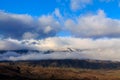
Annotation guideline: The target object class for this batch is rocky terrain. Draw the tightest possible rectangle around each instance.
[1,59,120,80]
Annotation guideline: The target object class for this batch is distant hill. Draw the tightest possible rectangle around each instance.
[1,59,120,69]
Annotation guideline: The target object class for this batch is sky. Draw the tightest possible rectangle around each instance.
[1,0,120,61]
[0,0,120,39]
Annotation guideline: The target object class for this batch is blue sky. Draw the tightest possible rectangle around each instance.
[0,0,120,39]
[0,0,120,18]
[0,0,63,16]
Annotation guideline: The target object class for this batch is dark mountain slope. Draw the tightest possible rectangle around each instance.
[2,59,120,69]
[1,60,120,80]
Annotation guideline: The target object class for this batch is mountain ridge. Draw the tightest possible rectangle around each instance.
[1,59,120,69]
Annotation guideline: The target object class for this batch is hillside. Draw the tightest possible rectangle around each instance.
[2,59,120,69]
[1,60,120,80]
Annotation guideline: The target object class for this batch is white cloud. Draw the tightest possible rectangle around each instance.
[5,49,120,61]
[22,32,39,39]
[0,37,120,61]
[65,10,120,38]
[70,0,92,11]
[0,11,61,39]
[70,0,115,11]
[38,15,61,35]
[0,38,27,50]
[0,37,120,51]
[1,9,120,39]
[54,8,62,19]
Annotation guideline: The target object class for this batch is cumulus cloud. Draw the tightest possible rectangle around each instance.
[38,15,61,37]
[22,32,39,39]
[70,0,92,11]
[65,10,120,38]
[1,9,120,39]
[0,37,120,61]
[0,11,61,39]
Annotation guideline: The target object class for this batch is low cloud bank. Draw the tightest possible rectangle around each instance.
[0,37,120,61]
[1,48,120,61]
